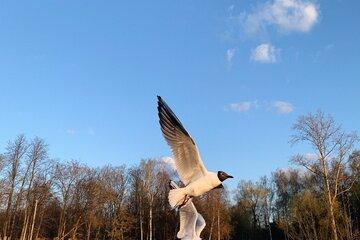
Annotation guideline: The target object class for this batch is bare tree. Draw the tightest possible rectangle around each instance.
[53,160,87,239]
[285,190,326,240]
[1,131,358,240]
[260,176,274,240]
[235,180,265,230]
[140,159,161,240]
[2,135,28,239]
[0,154,4,172]
[100,165,129,239]
[290,110,359,240]
[0,154,6,212]
[19,137,48,240]
[32,163,54,240]
[128,166,145,240]
[202,189,231,240]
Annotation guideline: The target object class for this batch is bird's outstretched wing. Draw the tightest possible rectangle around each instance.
[158,96,207,185]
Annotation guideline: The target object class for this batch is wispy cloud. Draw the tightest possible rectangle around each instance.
[311,43,335,63]
[324,43,335,51]
[66,129,76,135]
[228,100,294,114]
[270,101,294,114]
[226,48,237,67]
[65,128,96,136]
[244,0,319,34]
[229,101,258,113]
[251,43,280,63]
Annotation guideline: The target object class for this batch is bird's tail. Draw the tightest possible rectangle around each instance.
[168,187,187,209]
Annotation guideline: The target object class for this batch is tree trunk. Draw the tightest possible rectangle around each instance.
[29,200,38,240]
[208,214,215,240]
[217,208,220,240]
[86,222,91,240]
[265,198,273,240]
[328,199,338,240]
[20,212,29,240]
[140,196,144,240]
[149,198,153,240]
[3,181,16,238]
[322,156,338,240]
[57,203,67,239]
[35,207,45,240]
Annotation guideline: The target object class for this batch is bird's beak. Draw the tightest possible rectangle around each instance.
[227,175,234,179]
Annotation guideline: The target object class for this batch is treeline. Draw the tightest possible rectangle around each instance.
[0,111,359,240]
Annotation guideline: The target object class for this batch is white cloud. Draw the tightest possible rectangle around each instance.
[270,101,294,114]
[245,0,319,34]
[223,1,319,65]
[162,156,176,170]
[226,48,236,67]
[251,43,279,63]
[66,129,76,135]
[229,101,258,112]
[228,100,295,114]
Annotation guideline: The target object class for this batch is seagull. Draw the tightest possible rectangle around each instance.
[157,96,233,209]
[170,181,206,240]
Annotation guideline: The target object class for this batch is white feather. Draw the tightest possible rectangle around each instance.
[158,96,208,185]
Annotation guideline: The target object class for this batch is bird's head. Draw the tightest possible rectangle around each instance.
[217,171,233,182]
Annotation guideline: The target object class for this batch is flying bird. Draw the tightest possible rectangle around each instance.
[157,96,233,209]
[170,181,205,240]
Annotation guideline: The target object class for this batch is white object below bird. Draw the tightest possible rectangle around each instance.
[157,96,233,209]
[170,181,206,240]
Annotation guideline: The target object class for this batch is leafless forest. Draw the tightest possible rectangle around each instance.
[0,111,359,240]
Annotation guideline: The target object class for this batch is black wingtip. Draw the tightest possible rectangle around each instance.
[156,96,195,145]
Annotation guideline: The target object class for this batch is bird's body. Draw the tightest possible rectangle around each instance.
[168,172,222,208]
[157,95,233,209]
[186,172,221,197]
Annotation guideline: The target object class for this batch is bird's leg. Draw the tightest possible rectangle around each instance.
[178,195,192,209]
[172,195,188,210]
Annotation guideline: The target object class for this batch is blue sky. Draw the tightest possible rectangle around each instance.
[0,1,359,189]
